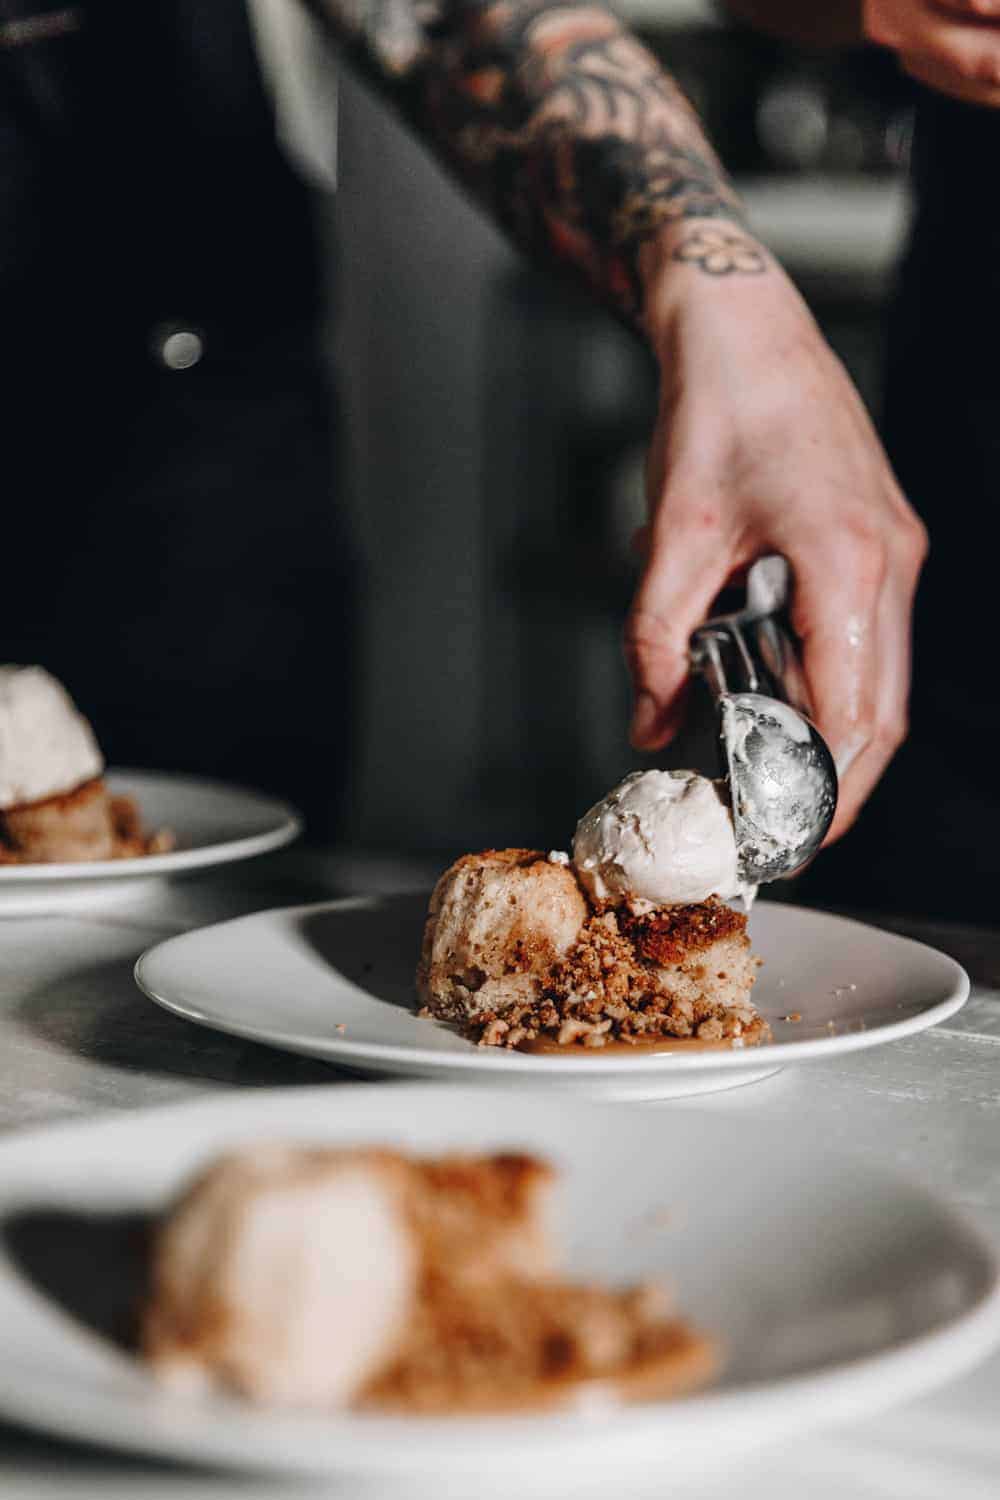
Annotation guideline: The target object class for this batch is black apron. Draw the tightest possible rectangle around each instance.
[1,0,356,839]
[802,89,1000,920]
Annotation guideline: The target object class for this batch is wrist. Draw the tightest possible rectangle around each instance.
[638,220,816,363]
[637,219,768,334]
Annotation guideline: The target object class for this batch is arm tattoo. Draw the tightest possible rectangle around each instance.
[672,228,768,276]
[311,0,762,323]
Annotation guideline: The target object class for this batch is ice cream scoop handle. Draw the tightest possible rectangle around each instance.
[689,557,812,716]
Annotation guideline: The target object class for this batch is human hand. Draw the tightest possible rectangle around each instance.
[865,0,1000,106]
[625,223,927,843]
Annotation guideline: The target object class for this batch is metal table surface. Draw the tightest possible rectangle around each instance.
[1,851,999,1499]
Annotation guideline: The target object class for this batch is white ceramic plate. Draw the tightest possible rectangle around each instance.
[0,1086,996,1482]
[135,894,969,1102]
[0,770,301,912]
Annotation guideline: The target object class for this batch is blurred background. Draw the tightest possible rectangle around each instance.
[5,0,925,910]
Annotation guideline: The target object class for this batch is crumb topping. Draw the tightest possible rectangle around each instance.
[421,900,766,1050]
[622,899,745,965]
[363,1275,712,1413]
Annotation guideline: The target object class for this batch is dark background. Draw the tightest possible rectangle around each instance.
[9,0,972,921]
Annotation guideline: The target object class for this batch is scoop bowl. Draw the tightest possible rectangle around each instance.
[721,691,837,885]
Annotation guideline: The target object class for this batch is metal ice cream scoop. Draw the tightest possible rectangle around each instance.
[689,557,838,886]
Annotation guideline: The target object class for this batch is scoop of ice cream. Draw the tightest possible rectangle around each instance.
[417,849,588,1020]
[0,666,104,810]
[144,1147,419,1407]
[572,770,740,907]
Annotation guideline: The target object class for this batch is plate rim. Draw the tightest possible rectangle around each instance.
[134,896,971,1077]
[0,768,302,884]
[0,1084,996,1475]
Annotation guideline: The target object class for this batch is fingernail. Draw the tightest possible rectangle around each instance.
[630,692,659,747]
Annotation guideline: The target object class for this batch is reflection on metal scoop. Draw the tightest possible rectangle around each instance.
[720,692,837,884]
[690,558,838,887]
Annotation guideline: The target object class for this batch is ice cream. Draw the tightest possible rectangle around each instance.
[144,1147,420,1407]
[572,770,741,908]
[0,665,103,810]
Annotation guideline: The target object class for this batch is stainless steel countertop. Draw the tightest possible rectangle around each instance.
[1,851,999,1498]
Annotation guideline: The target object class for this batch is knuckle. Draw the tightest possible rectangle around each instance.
[838,521,889,591]
[901,513,930,568]
[840,507,881,546]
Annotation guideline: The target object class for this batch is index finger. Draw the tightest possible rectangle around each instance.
[624,511,736,750]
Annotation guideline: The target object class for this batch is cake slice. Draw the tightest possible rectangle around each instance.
[418,848,767,1051]
[417,848,587,1022]
[1,778,116,862]
[143,1144,714,1413]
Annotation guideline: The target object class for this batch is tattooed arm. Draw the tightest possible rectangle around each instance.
[309,0,757,325]
[309,0,927,841]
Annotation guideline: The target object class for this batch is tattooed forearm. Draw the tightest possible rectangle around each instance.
[310,0,760,322]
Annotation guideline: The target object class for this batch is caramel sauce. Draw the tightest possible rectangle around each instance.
[586,1328,717,1405]
[363,1327,717,1414]
[517,1034,739,1057]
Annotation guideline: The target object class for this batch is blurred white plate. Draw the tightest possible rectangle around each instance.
[0,771,301,913]
[135,895,968,1102]
[0,1086,995,1481]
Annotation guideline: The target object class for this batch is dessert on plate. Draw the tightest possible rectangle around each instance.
[416,847,589,1025]
[143,1143,714,1412]
[0,665,172,864]
[418,769,768,1052]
